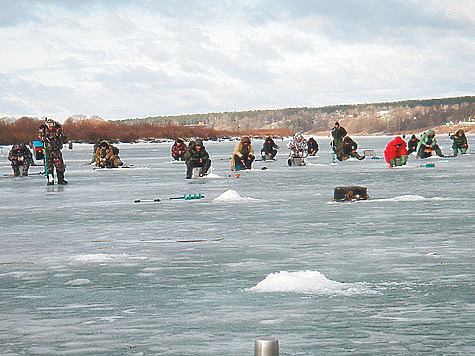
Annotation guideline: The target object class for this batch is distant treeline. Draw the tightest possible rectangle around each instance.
[121,96,475,133]
[0,117,293,145]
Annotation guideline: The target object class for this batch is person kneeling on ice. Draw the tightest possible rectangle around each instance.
[307,137,319,156]
[384,136,408,168]
[95,141,122,168]
[231,136,255,171]
[261,136,279,160]
[287,133,308,166]
[184,139,211,178]
[407,134,419,155]
[171,139,187,161]
[8,142,33,176]
[416,130,444,159]
[38,117,68,185]
[450,129,468,156]
[341,136,365,160]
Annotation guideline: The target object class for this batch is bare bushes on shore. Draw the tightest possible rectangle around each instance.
[0,117,293,145]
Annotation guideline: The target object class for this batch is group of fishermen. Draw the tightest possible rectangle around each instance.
[5,118,471,181]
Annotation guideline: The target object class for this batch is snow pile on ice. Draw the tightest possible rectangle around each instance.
[65,278,91,286]
[213,189,257,202]
[249,270,375,296]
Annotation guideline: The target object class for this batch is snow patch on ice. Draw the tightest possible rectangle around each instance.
[203,173,222,179]
[376,195,448,202]
[213,189,257,202]
[248,270,376,296]
[73,253,134,263]
[65,278,91,286]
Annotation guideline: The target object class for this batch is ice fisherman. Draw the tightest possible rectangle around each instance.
[307,137,319,156]
[450,129,468,156]
[8,142,33,176]
[416,130,444,159]
[184,139,211,178]
[171,139,187,161]
[384,136,408,168]
[287,133,308,165]
[38,118,68,185]
[95,140,123,168]
[261,136,279,160]
[341,136,365,160]
[407,134,419,155]
[331,121,347,161]
[231,136,255,171]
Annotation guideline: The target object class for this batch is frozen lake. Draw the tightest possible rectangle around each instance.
[0,136,473,355]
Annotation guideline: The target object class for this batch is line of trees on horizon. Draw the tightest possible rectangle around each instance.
[0,117,293,145]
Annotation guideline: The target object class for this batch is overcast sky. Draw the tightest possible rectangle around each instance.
[1,0,474,121]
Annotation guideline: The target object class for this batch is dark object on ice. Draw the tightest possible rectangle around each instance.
[32,141,44,160]
[287,157,306,166]
[333,186,369,201]
[134,198,160,203]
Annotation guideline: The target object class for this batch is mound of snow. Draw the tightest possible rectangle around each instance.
[213,190,256,202]
[249,270,375,296]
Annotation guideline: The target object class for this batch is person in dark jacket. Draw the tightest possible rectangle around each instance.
[8,142,33,176]
[261,136,279,160]
[407,134,419,154]
[307,137,319,156]
[184,139,211,178]
[384,136,408,168]
[450,129,468,156]
[341,136,365,160]
[171,139,187,161]
[331,121,347,160]
[38,117,68,185]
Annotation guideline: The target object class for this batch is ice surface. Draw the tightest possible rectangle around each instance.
[0,136,473,355]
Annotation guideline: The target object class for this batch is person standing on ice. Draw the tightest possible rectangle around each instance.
[384,136,408,168]
[331,121,347,161]
[184,139,211,178]
[341,136,365,160]
[231,136,255,171]
[407,134,419,154]
[416,130,444,159]
[8,142,33,176]
[38,118,68,185]
[450,129,468,156]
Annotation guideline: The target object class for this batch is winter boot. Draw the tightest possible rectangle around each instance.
[57,171,68,185]
[47,172,55,185]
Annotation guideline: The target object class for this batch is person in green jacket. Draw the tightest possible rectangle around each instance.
[416,130,444,159]
[449,129,468,156]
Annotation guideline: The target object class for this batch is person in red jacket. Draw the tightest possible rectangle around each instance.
[171,139,188,161]
[384,136,408,168]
